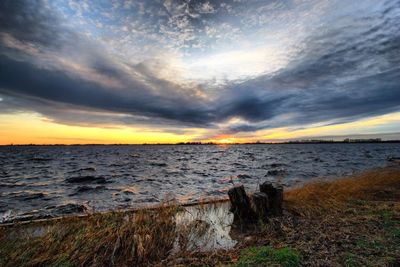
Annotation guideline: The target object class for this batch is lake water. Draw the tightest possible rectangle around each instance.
[1,143,399,223]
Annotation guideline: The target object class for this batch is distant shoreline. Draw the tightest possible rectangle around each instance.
[1,140,400,146]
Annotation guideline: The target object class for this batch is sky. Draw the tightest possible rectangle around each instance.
[0,0,399,144]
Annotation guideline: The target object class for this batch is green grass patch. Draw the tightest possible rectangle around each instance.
[344,253,361,267]
[355,237,384,250]
[379,211,400,241]
[234,246,301,267]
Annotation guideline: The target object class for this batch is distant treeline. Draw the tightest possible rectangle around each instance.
[177,139,400,145]
[2,139,400,146]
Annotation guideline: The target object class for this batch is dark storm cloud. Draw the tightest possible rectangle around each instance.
[0,0,400,134]
[0,54,215,125]
[0,0,76,49]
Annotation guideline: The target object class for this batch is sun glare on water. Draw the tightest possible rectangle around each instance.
[214,137,236,145]
[218,139,234,144]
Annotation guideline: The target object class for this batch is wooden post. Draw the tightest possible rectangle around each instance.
[228,185,257,224]
[260,182,283,216]
[251,192,269,222]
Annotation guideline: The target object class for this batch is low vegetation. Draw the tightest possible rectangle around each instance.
[0,204,178,266]
[284,166,400,215]
[232,246,301,267]
[1,166,399,266]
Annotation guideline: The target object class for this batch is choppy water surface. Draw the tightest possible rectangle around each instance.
[1,144,399,223]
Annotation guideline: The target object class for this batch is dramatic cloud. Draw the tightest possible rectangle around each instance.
[0,0,399,138]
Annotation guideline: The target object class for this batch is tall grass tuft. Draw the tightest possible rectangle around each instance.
[0,203,178,266]
[284,167,400,216]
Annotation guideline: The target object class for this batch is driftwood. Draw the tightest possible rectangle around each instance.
[260,182,283,216]
[228,182,283,224]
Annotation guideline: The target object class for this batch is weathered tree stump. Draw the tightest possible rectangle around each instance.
[251,192,269,222]
[228,185,257,224]
[228,182,283,226]
[260,182,283,216]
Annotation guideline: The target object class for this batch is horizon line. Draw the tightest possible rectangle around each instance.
[2,139,400,146]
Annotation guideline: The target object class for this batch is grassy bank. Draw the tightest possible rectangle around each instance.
[1,166,399,266]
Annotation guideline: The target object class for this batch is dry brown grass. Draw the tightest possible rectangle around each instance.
[0,203,178,267]
[284,166,400,216]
